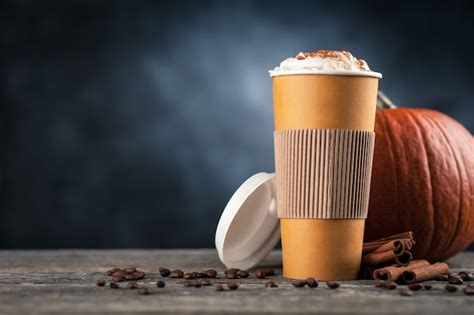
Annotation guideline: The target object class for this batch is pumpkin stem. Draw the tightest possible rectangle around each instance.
[377,91,397,110]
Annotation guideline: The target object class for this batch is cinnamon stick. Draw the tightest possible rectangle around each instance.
[402,262,449,284]
[363,249,398,266]
[363,238,415,255]
[375,231,414,242]
[373,259,430,282]
[394,250,413,266]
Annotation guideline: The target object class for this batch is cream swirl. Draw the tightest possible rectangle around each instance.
[269,50,382,78]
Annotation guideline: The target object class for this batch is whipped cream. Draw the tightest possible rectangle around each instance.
[269,50,382,78]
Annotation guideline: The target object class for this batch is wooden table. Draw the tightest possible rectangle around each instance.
[0,250,473,314]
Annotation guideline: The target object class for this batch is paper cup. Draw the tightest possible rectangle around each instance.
[272,74,379,280]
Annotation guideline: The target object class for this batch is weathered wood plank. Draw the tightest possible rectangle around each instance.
[0,250,473,314]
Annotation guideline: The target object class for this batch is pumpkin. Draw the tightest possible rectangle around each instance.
[365,92,474,262]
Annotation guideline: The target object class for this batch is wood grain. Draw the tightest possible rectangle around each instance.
[0,250,473,314]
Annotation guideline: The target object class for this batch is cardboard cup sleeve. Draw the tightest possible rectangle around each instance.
[274,129,375,219]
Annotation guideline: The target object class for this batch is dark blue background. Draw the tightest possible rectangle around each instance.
[2,0,473,249]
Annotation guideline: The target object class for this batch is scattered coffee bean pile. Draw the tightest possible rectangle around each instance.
[95,265,474,297]
[375,270,474,297]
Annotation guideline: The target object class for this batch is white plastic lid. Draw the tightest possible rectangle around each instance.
[215,172,280,270]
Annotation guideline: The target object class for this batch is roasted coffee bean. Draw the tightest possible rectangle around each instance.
[408,284,422,291]
[184,272,195,280]
[423,284,432,290]
[156,281,165,288]
[134,271,145,280]
[124,274,137,281]
[159,267,171,277]
[445,284,458,292]
[201,279,212,286]
[184,280,201,288]
[399,288,414,296]
[96,279,106,287]
[226,268,240,273]
[237,270,249,278]
[464,287,474,295]
[138,287,150,295]
[170,270,184,278]
[292,280,306,288]
[193,280,202,288]
[448,276,463,285]
[107,268,122,276]
[197,272,209,278]
[435,275,449,281]
[127,281,138,289]
[255,270,266,279]
[265,281,278,288]
[112,276,124,282]
[469,284,474,288]
[460,272,474,281]
[123,267,136,274]
[374,280,387,288]
[306,278,318,288]
[109,282,120,289]
[205,269,217,278]
[215,284,225,292]
[111,269,124,276]
[326,282,340,289]
[225,272,238,279]
[227,281,239,290]
[385,282,397,290]
[447,272,457,277]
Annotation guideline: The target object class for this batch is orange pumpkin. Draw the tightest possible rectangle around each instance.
[365,93,474,262]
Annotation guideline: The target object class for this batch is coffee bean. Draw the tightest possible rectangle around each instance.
[459,271,469,277]
[159,267,171,277]
[227,281,239,290]
[306,278,318,288]
[184,272,195,280]
[469,284,474,288]
[423,284,432,290]
[448,272,457,277]
[374,280,387,288]
[265,281,278,288]
[193,280,202,288]
[138,287,150,295]
[134,271,145,280]
[123,267,136,274]
[399,288,414,296]
[156,281,165,288]
[96,279,106,287]
[255,270,266,279]
[201,279,212,286]
[124,274,136,281]
[292,280,306,288]
[448,276,463,285]
[170,270,184,278]
[435,275,449,281]
[215,284,225,292]
[226,268,240,273]
[255,268,274,279]
[385,282,397,290]
[127,281,138,289]
[445,284,458,292]
[225,272,237,279]
[237,270,249,278]
[326,282,340,289]
[408,284,422,291]
[464,287,474,295]
[205,269,217,278]
[111,270,124,277]
[197,272,209,278]
[109,282,120,289]
[106,268,122,276]
[112,276,124,282]
[460,272,474,281]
